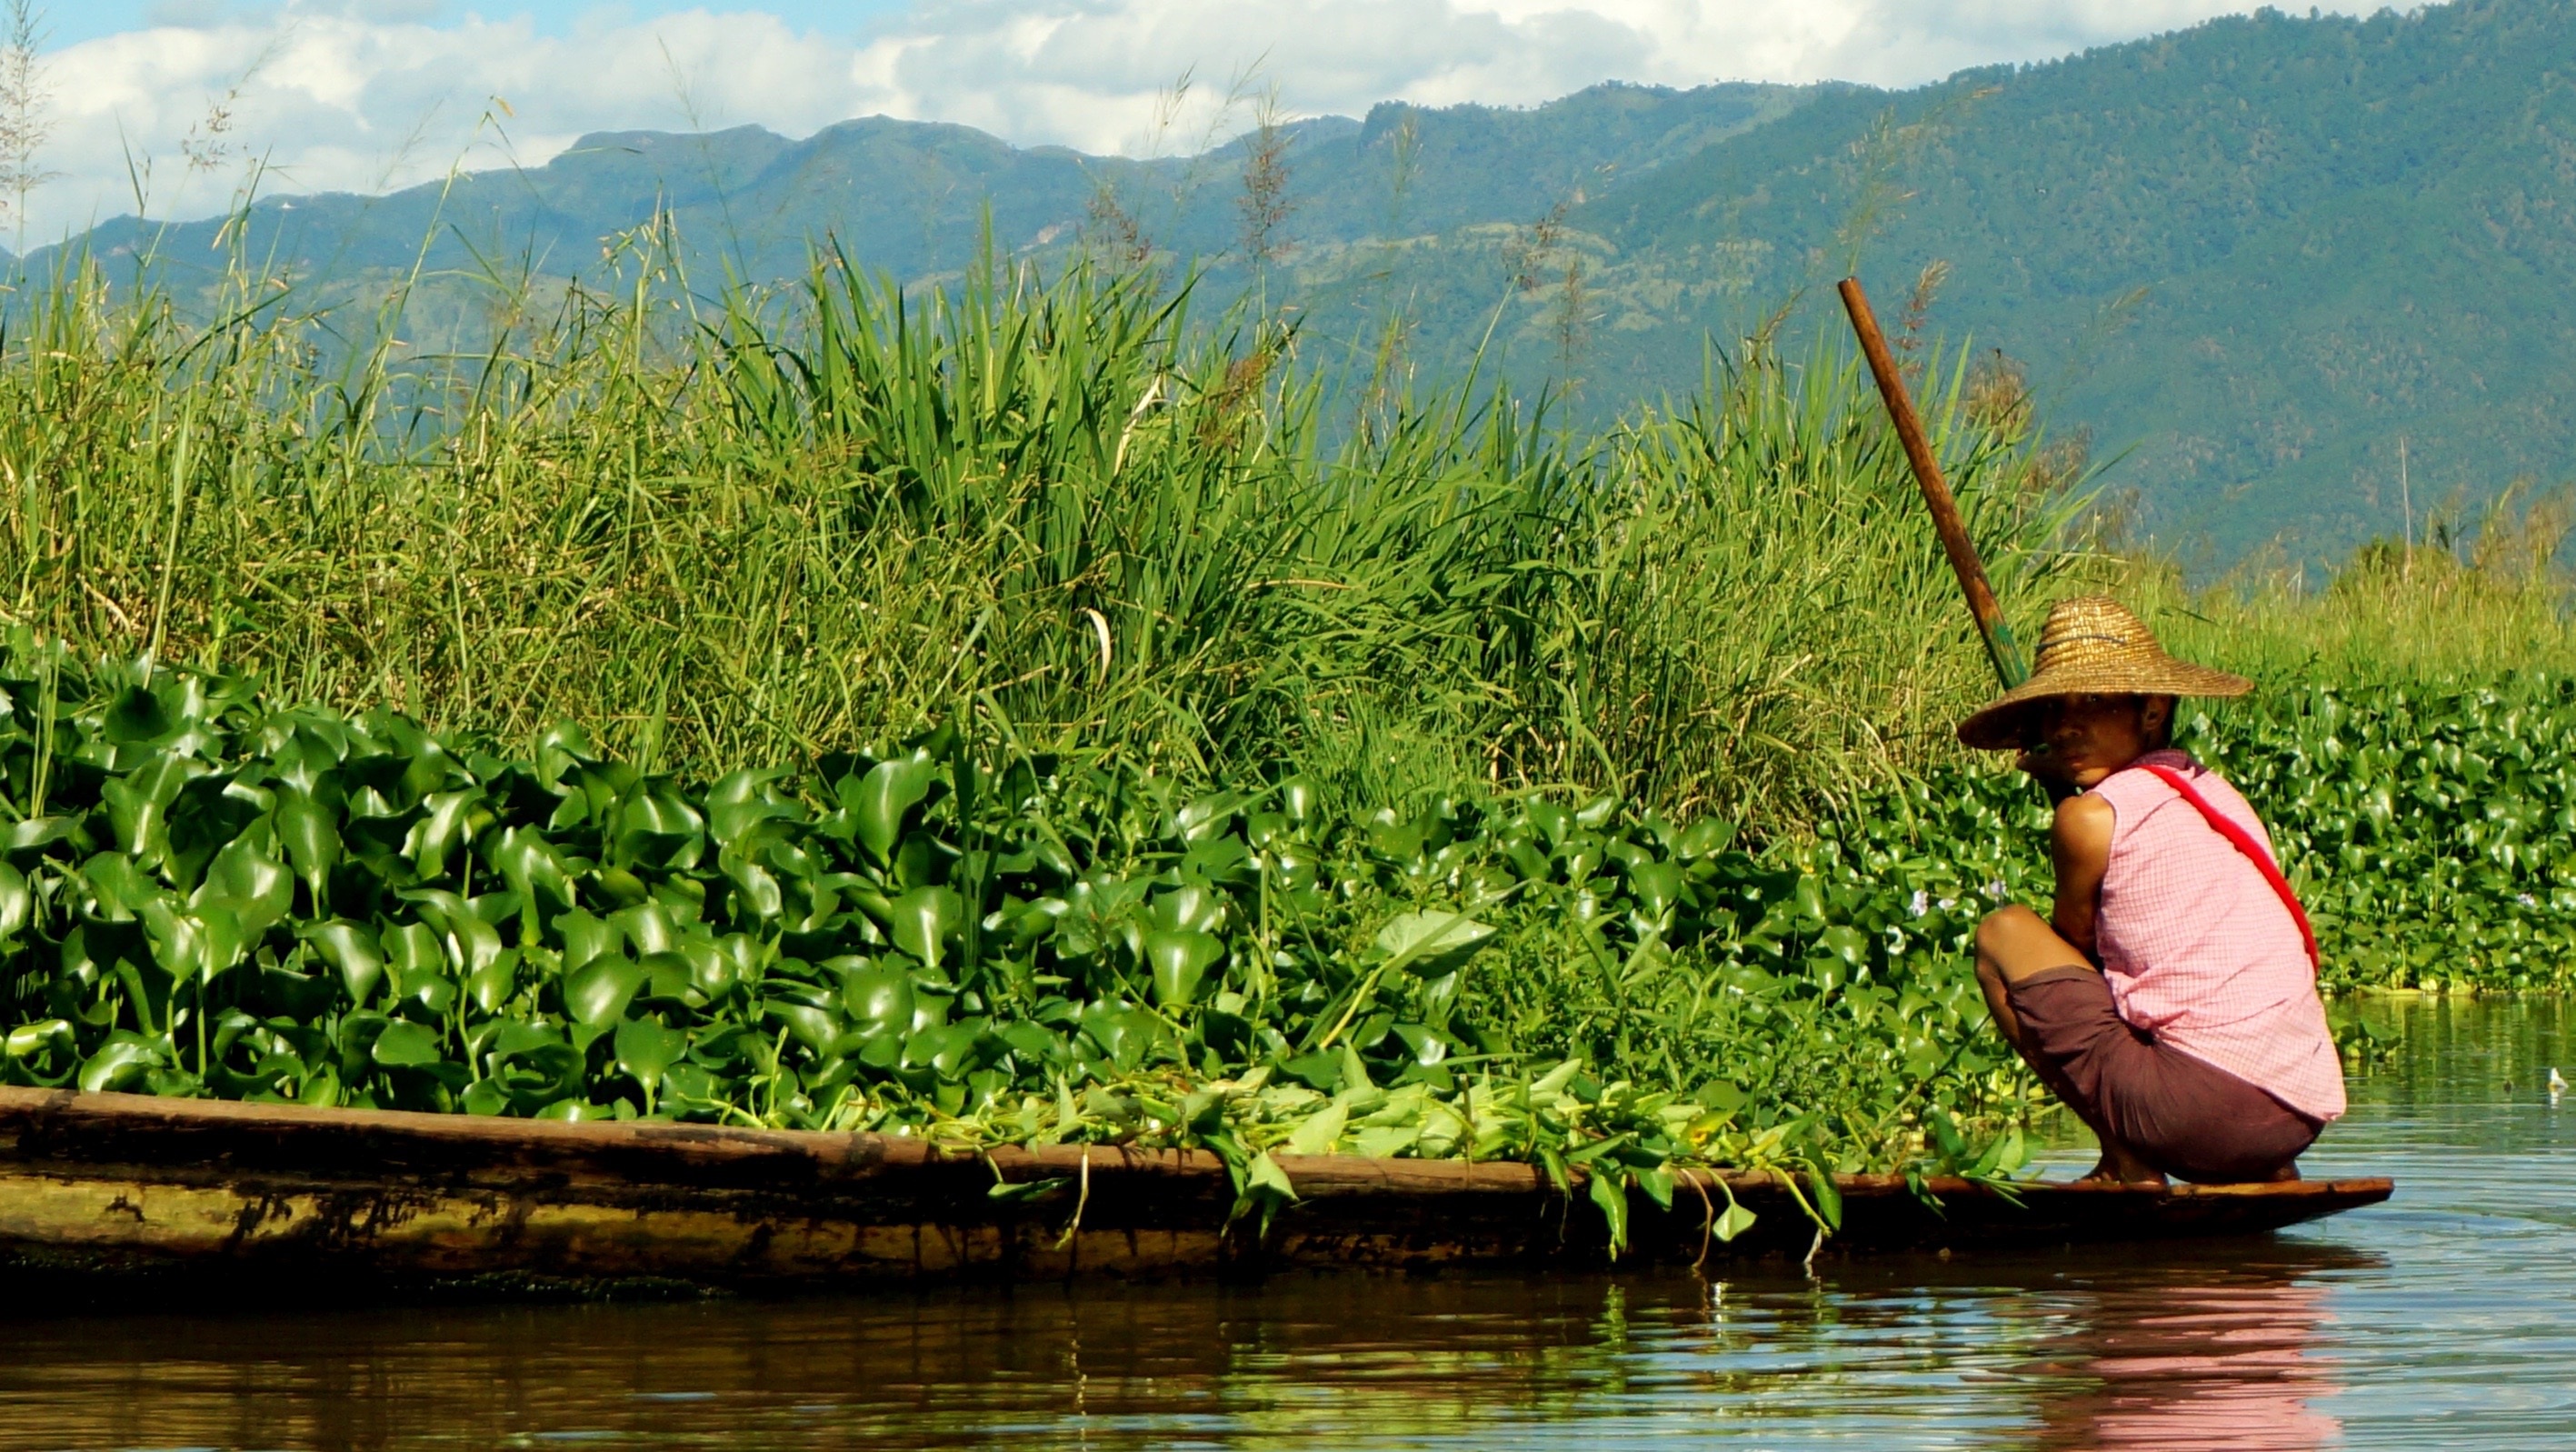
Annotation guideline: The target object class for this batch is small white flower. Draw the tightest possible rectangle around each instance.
[2519,893,2541,909]
[1986,879,2008,901]
[1937,896,1957,912]
[1909,888,1930,917]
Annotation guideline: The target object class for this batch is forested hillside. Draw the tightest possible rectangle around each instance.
[40,0,2576,562]
[1570,0,2576,560]
[54,82,1802,308]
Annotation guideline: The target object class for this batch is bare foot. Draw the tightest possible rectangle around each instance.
[2075,1150,2170,1187]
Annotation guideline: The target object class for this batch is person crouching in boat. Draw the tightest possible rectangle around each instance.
[1958,596,2345,1185]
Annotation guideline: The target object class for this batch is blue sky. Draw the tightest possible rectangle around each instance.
[30,1,2343,243]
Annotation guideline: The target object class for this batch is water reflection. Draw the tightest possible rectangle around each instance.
[0,995,2567,1449]
[2018,1268,2341,1450]
[0,1243,2387,1449]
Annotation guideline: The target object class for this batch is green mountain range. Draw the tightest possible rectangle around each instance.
[44,0,2576,563]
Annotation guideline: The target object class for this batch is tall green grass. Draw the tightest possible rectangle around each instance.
[0,231,2083,831]
[2091,486,2576,686]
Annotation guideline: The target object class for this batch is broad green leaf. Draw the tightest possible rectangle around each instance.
[1712,1196,1758,1243]
[554,909,616,974]
[1588,1168,1631,1254]
[614,1017,686,1088]
[615,784,706,869]
[404,789,485,878]
[840,963,916,1041]
[1149,883,1224,935]
[0,861,25,941]
[102,751,194,858]
[533,721,596,786]
[5,1019,72,1061]
[449,912,504,986]
[489,826,574,912]
[1373,911,1496,977]
[1637,1166,1676,1211]
[79,1035,162,1093]
[706,768,802,849]
[1144,929,1224,1007]
[1530,1059,1583,1098]
[636,950,696,1006]
[1627,860,1687,918]
[142,900,245,984]
[1240,1151,1299,1217]
[466,947,520,1014]
[850,754,935,862]
[1673,818,1737,860]
[78,852,161,921]
[1,816,75,853]
[1283,1101,1348,1157]
[1337,1042,1373,1095]
[611,900,678,956]
[372,1019,446,1068]
[301,919,385,1006]
[1278,779,1317,824]
[101,684,176,745]
[399,889,504,986]
[1812,925,1871,967]
[764,998,843,1056]
[680,938,746,1002]
[274,791,341,906]
[722,855,783,922]
[886,886,964,966]
[297,1065,341,1107]
[395,966,457,1016]
[1791,875,1828,927]
[194,837,295,936]
[384,922,444,977]
[1388,1022,1450,1066]
[564,953,647,1026]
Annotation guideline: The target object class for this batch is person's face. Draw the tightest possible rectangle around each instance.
[2015,694,2173,787]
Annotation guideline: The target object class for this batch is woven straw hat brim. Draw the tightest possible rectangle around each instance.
[1956,658,2251,750]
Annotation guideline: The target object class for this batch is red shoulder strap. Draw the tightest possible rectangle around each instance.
[2129,763,2321,970]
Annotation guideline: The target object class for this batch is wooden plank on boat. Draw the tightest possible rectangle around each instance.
[0,1087,2391,1290]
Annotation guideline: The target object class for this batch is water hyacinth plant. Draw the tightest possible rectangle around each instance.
[1,626,2562,1250]
[0,641,2054,1244]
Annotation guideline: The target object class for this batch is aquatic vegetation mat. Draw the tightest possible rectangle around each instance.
[0,644,2062,1244]
[0,641,2551,1247]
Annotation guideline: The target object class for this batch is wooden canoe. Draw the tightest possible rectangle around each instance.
[0,1087,2391,1293]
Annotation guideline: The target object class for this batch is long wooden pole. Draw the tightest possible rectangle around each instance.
[1836,277,2030,689]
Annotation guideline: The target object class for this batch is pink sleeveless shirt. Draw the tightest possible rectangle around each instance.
[2088,750,2346,1123]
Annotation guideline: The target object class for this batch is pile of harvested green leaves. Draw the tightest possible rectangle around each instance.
[0,643,2060,1245]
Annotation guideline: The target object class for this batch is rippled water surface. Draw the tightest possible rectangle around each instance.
[0,996,2568,1451]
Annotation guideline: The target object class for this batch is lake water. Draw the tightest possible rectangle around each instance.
[0,996,2567,1451]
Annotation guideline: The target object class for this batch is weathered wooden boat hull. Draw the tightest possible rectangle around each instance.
[0,1088,2391,1291]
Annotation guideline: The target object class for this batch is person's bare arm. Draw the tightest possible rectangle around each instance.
[2051,793,2115,962]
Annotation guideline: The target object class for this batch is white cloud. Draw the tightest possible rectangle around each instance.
[21,0,2345,243]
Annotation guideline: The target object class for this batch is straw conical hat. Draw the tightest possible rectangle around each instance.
[1956,596,2251,750]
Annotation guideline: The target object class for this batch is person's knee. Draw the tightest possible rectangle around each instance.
[1975,904,2045,960]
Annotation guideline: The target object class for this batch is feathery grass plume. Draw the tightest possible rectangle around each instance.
[1237,88,1295,271]
[0,0,51,245]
